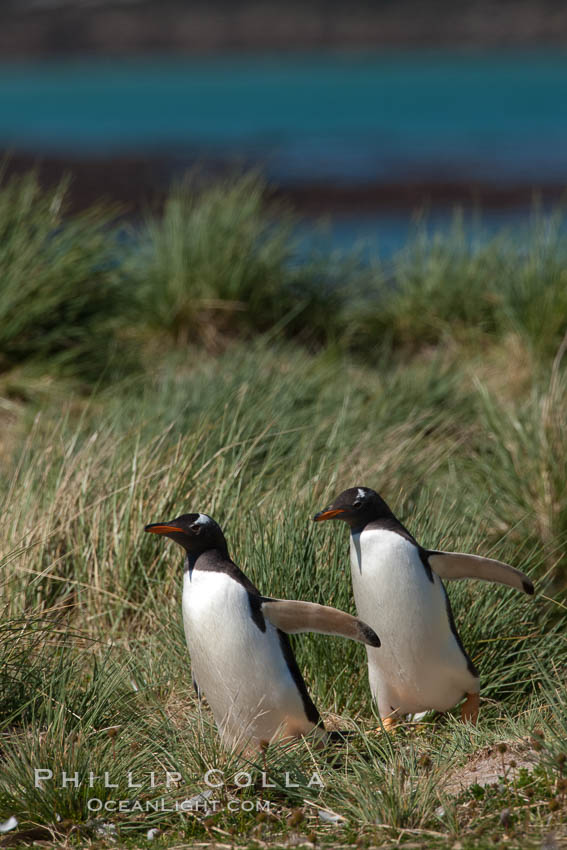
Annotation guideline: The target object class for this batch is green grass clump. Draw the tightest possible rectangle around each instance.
[347,214,567,360]
[0,170,126,382]
[1,168,567,385]
[126,172,344,349]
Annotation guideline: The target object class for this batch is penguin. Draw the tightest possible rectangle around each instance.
[145,512,381,750]
[313,487,534,727]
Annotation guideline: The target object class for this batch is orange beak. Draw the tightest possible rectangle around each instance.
[144,524,184,535]
[313,508,347,522]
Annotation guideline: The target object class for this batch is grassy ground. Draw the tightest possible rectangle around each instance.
[1,171,566,848]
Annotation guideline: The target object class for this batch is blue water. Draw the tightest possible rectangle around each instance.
[304,207,552,257]
[2,51,566,253]
[1,51,567,184]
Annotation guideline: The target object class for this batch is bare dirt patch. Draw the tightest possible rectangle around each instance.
[445,739,540,796]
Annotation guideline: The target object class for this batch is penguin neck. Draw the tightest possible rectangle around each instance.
[184,545,230,574]
[350,518,381,536]
[349,512,418,544]
[183,548,262,597]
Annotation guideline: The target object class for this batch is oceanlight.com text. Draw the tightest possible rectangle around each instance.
[86,797,272,813]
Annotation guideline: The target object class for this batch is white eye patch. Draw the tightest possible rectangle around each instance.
[357,488,366,500]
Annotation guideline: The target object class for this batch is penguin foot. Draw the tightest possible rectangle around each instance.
[461,691,479,725]
[372,715,398,734]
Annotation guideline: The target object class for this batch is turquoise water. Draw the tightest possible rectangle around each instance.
[303,207,553,257]
[1,51,567,183]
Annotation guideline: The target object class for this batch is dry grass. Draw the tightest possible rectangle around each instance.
[1,179,567,846]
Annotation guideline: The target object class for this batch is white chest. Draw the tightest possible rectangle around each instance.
[182,568,251,645]
[349,528,442,623]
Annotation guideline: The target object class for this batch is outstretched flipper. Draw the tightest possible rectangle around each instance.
[427,551,534,595]
[260,599,381,647]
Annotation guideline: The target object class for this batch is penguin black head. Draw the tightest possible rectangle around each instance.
[145,513,228,557]
[313,487,395,531]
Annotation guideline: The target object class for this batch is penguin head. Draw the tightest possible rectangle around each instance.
[145,512,228,556]
[313,486,393,530]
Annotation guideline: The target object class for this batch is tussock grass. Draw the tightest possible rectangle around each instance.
[1,169,566,388]
[0,169,125,382]
[346,214,567,361]
[1,336,566,847]
[1,170,566,847]
[124,172,344,350]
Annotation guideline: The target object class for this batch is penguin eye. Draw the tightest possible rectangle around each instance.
[190,524,202,535]
[353,499,362,509]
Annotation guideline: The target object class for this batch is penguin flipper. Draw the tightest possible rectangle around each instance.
[260,599,380,647]
[428,551,534,595]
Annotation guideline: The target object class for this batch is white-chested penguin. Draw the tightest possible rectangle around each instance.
[145,512,380,750]
[313,487,534,727]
